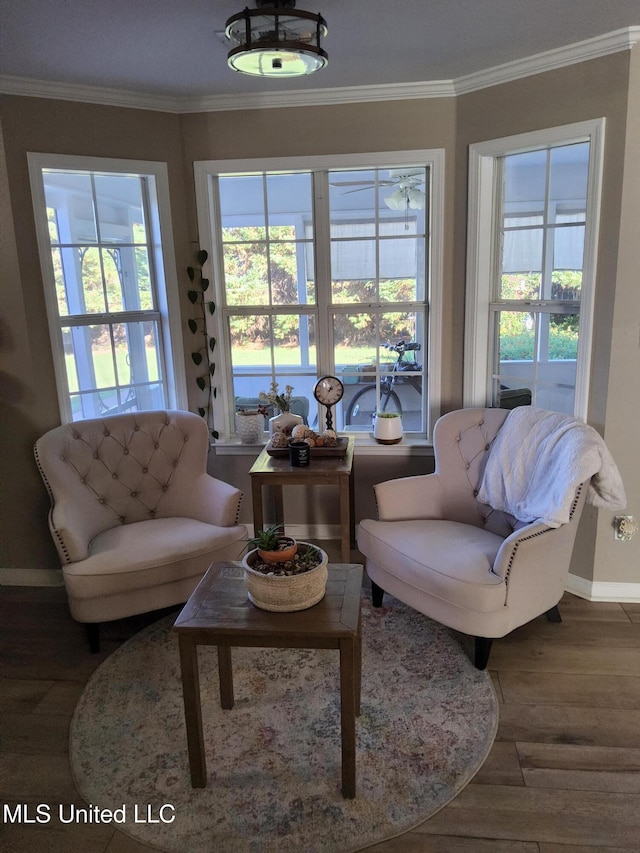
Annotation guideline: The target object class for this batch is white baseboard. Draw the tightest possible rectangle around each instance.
[566,572,640,603]
[0,568,64,587]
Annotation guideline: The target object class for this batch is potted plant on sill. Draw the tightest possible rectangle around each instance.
[372,411,404,444]
[235,407,266,445]
[242,525,328,612]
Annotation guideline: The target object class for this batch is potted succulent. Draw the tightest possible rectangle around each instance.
[242,528,328,611]
[372,411,404,444]
[245,523,297,563]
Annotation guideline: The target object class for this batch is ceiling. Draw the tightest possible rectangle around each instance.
[2,0,640,106]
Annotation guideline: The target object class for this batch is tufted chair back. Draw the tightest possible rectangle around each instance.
[34,409,227,565]
[430,407,527,537]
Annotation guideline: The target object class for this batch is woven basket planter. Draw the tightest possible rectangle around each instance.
[242,543,329,612]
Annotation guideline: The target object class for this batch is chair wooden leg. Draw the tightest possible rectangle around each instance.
[371,580,385,608]
[546,605,562,623]
[474,637,493,670]
[86,623,100,654]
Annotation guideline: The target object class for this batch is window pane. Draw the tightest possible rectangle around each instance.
[50,248,69,315]
[227,314,316,370]
[64,323,116,392]
[551,224,585,279]
[331,239,376,297]
[497,311,536,362]
[494,309,578,413]
[113,321,161,384]
[503,149,547,217]
[549,312,579,360]
[379,237,418,300]
[270,241,311,306]
[266,173,312,239]
[100,247,153,312]
[74,247,105,312]
[219,175,266,240]
[273,314,316,369]
[500,273,541,301]
[336,312,423,431]
[94,174,146,244]
[43,171,97,243]
[228,314,269,370]
[224,242,269,304]
[548,142,589,222]
[552,271,582,301]
[47,207,60,244]
[330,170,377,236]
[501,227,543,282]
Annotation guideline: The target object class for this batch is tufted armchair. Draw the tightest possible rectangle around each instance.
[34,410,248,651]
[356,407,589,669]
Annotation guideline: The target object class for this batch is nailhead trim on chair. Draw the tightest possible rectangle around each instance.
[34,442,72,563]
[503,482,584,583]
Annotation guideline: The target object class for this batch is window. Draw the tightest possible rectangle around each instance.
[195,152,444,440]
[29,154,186,422]
[465,121,604,419]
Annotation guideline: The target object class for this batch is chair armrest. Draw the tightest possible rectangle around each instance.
[492,519,579,615]
[374,473,445,521]
[189,475,243,528]
[492,521,552,580]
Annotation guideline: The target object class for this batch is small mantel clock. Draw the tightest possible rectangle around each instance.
[313,375,344,432]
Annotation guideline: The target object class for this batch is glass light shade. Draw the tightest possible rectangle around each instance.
[408,188,426,209]
[226,6,328,78]
[383,189,405,211]
[383,187,426,211]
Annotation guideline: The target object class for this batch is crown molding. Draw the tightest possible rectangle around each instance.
[179,79,455,113]
[455,25,640,95]
[0,75,181,112]
[1,27,639,113]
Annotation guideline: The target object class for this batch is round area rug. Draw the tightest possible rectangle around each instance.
[70,595,498,852]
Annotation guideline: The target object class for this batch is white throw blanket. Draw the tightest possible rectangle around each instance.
[477,406,626,527]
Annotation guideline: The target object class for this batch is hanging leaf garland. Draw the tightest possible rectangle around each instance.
[186,248,218,439]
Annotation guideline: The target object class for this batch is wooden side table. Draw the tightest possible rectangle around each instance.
[249,436,355,562]
[173,561,363,798]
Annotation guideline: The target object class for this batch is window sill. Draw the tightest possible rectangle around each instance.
[212,434,434,457]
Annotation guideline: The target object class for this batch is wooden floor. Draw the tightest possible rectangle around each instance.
[2,551,640,852]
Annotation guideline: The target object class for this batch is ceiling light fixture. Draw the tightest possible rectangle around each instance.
[384,185,426,229]
[225,0,328,78]
[383,187,426,212]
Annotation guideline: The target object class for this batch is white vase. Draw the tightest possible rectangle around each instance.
[372,413,403,444]
[235,411,265,444]
[268,410,304,437]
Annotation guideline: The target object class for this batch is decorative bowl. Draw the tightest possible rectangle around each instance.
[242,543,329,612]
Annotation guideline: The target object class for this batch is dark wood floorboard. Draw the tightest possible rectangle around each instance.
[1,550,638,851]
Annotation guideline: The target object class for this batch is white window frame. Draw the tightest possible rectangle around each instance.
[464,119,605,420]
[28,153,187,422]
[194,150,444,442]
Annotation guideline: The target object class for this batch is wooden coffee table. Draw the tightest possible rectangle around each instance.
[173,561,363,798]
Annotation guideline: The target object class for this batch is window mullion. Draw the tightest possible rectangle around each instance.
[313,170,332,375]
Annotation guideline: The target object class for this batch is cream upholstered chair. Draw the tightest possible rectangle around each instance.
[356,407,589,669]
[34,409,247,652]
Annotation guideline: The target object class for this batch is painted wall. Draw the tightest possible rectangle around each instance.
[0,47,637,590]
[455,50,638,587]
